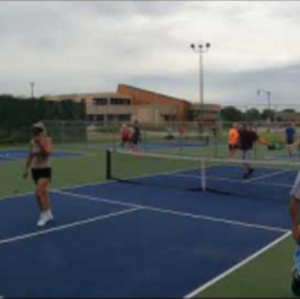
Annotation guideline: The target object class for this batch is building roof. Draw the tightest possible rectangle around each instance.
[44,92,131,99]
[118,84,190,105]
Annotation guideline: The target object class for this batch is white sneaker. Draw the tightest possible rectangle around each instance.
[37,212,48,227]
[37,210,53,227]
[46,210,54,221]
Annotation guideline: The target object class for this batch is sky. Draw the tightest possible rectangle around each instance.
[0,1,300,109]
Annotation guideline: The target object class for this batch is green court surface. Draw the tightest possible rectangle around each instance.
[196,235,294,298]
[0,143,296,298]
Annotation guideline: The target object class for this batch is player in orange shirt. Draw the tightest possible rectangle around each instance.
[228,123,239,158]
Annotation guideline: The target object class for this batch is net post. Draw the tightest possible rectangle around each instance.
[201,158,206,191]
[106,150,112,180]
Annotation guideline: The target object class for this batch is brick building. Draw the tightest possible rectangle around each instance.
[188,103,221,123]
[43,84,221,125]
[117,84,190,121]
[276,109,300,122]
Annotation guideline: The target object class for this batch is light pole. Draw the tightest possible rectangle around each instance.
[257,88,272,128]
[257,88,271,111]
[29,82,35,98]
[190,42,211,133]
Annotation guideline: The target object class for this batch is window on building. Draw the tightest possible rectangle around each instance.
[107,114,116,122]
[110,98,130,105]
[93,98,108,105]
[163,115,176,122]
[118,114,131,122]
[86,114,95,121]
[96,115,104,121]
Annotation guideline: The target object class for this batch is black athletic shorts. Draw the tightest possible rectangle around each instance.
[131,136,140,145]
[31,167,52,184]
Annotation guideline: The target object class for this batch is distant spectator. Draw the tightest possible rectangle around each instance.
[228,123,239,158]
[286,123,296,157]
[120,124,131,150]
[211,126,217,138]
[131,121,141,151]
[178,126,185,141]
[166,127,174,140]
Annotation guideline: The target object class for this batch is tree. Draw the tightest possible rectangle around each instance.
[261,109,276,121]
[220,106,244,122]
[245,108,261,122]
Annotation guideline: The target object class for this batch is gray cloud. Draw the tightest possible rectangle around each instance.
[0,1,300,110]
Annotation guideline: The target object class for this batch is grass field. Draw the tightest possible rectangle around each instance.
[0,138,296,298]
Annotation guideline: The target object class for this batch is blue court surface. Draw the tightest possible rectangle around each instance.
[0,165,292,297]
[0,149,81,162]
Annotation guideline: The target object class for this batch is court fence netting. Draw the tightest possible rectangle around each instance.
[106,149,300,203]
[2,119,300,162]
[39,120,300,161]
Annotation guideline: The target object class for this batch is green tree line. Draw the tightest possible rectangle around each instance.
[0,94,85,143]
[219,106,283,122]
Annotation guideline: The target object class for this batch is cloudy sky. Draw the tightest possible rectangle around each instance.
[0,1,299,109]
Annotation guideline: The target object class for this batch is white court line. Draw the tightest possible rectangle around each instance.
[0,156,201,203]
[184,231,291,298]
[59,166,201,191]
[0,207,141,247]
[171,173,240,183]
[54,190,289,233]
[245,169,291,183]
[0,149,96,165]
[55,189,142,208]
[0,191,33,202]
[0,180,291,297]
[0,177,118,204]
[165,172,294,189]
[0,157,293,297]
[0,178,120,204]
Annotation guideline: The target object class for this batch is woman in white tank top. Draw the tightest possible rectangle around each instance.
[23,121,54,227]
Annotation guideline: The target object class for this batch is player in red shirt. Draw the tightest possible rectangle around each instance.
[178,126,185,138]
[120,124,131,150]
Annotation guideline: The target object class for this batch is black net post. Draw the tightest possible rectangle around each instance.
[106,150,112,180]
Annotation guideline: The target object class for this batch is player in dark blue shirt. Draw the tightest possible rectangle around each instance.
[131,120,141,151]
[286,123,296,157]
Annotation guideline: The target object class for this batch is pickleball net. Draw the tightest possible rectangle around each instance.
[106,149,300,203]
